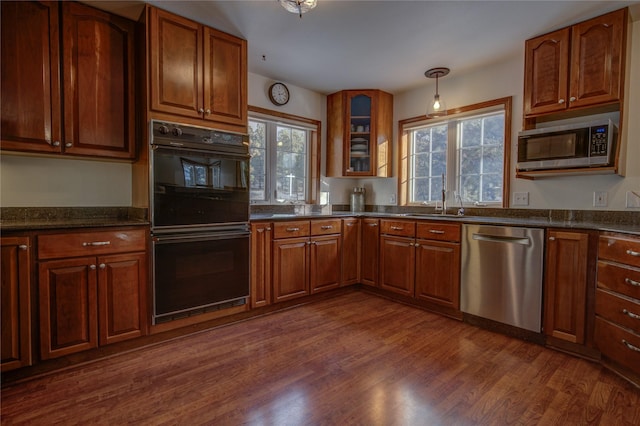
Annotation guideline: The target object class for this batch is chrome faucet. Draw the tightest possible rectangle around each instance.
[441,173,446,215]
[456,191,465,216]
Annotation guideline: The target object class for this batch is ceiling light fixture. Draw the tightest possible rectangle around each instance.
[279,0,317,18]
[425,67,450,118]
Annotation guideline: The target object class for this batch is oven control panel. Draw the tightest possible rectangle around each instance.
[151,120,249,153]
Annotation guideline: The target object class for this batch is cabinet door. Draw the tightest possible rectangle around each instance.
[97,252,147,346]
[1,237,32,372]
[379,235,415,297]
[569,8,626,109]
[0,1,61,153]
[414,239,460,310]
[341,219,360,286]
[61,2,136,159]
[149,7,203,119]
[523,28,570,116]
[310,235,341,294]
[345,91,375,176]
[361,219,379,287]
[544,231,589,344]
[272,237,309,302]
[203,27,247,129]
[39,257,98,360]
[250,223,272,308]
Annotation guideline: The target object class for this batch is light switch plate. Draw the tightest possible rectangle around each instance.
[513,192,529,206]
[593,191,608,207]
[626,191,640,208]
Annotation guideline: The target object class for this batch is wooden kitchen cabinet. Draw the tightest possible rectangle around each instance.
[148,6,247,133]
[341,218,361,286]
[38,228,148,360]
[361,218,380,287]
[595,233,640,384]
[0,1,136,160]
[524,8,628,118]
[1,236,32,372]
[326,90,393,177]
[250,222,272,308]
[379,220,416,297]
[543,230,590,344]
[414,222,461,312]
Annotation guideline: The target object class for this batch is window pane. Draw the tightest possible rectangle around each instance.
[277,126,292,151]
[460,119,481,147]
[460,147,482,175]
[482,174,502,202]
[249,120,267,201]
[460,174,480,202]
[409,125,447,203]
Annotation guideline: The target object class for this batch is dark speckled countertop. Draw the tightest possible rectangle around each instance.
[1,207,149,232]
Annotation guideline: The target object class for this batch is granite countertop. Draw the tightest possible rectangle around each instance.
[250,210,640,236]
[1,207,149,232]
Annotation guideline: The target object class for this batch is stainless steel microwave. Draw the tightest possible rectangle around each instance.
[517,119,617,171]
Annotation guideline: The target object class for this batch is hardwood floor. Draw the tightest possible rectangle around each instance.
[2,291,639,425]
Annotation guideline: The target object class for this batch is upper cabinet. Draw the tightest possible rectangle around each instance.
[327,89,393,177]
[524,8,628,120]
[148,7,248,133]
[0,1,136,160]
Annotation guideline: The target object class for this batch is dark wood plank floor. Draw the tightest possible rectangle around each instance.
[2,291,639,425]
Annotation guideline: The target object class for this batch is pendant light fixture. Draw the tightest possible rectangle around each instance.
[279,0,317,18]
[425,67,450,118]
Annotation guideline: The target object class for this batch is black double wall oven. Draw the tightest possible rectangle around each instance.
[149,120,250,324]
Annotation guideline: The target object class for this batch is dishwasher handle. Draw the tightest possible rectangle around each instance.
[472,233,531,245]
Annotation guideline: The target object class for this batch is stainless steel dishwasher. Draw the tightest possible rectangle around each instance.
[461,224,544,332]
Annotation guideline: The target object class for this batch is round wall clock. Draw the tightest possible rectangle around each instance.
[268,82,290,106]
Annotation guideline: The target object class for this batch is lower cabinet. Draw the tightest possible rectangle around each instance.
[250,222,272,308]
[1,236,32,372]
[341,218,360,286]
[272,219,342,303]
[361,218,379,287]
[543,230,591,344]
[380,232,416,297]
[37,228,148,360]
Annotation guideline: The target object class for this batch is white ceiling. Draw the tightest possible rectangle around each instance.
[88,0,639,95]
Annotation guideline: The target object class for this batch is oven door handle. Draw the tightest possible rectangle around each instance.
[153,231,250,244]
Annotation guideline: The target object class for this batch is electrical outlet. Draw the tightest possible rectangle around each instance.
[389,194,396,204]
[626,191,640,208]
[513,191,529,206]
[593,191,608,207]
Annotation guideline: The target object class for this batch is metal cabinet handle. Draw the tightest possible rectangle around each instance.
[99,263,106,269]
[622,309,640,320]
[89,264,96,270]
[65,142,72,148]
[391,226,403,231]
[18,244,28,251]
[569,96,576,102]
[428,230,445,234]
[549,237,556,241]
[622,339,640,353]
[626,249,640,257]
[205,109,211,115]
[52,141,61,147]
[286,227,300,232]
[558,99,565,104]
[346,223,354,227]
[321,225,333,230]
[198,108,204,113]
[266,227,272,231]
[368,223,378,227]
[626,278,640,287]
[82,241,111,247]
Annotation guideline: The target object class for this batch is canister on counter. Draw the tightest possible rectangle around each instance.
[350,187,365,212]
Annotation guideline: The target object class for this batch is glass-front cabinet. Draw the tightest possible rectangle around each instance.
[327,89,393,177]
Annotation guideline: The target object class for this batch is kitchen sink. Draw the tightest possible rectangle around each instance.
[409,213,465,219]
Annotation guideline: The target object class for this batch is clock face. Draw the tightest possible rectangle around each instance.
[269,83,290,106]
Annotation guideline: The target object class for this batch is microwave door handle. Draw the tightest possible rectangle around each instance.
[153,231,250,244]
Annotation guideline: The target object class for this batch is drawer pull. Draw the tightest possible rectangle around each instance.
[286,227,300,232]
[99,263,106,269]
[368,223,378,227]
[626,249,640,257]
[82,241,111,247]
[320,225,333,230]
[429,230,445,234]
[625,278,640,287]
[622,339,640,353]
[18,245,28,251]
[622,309,640,320]
[390,226,403,231]
[89,264,96,270]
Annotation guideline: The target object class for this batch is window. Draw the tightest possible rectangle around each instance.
[400,97,511,207]
[248,107,320,204]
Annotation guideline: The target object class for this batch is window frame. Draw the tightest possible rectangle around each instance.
[398,97,512,208]
[248,106,321,205]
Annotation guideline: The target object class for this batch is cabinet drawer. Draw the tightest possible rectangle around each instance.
[596,288,640,333]
[595,316,640,375]
[38,229,147,259]
[597,260,640,300]
[311,219,341,236]
[416,222,461,242]
[272,221,310,239]
[380,220,415,237]
[599,234,640,268]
